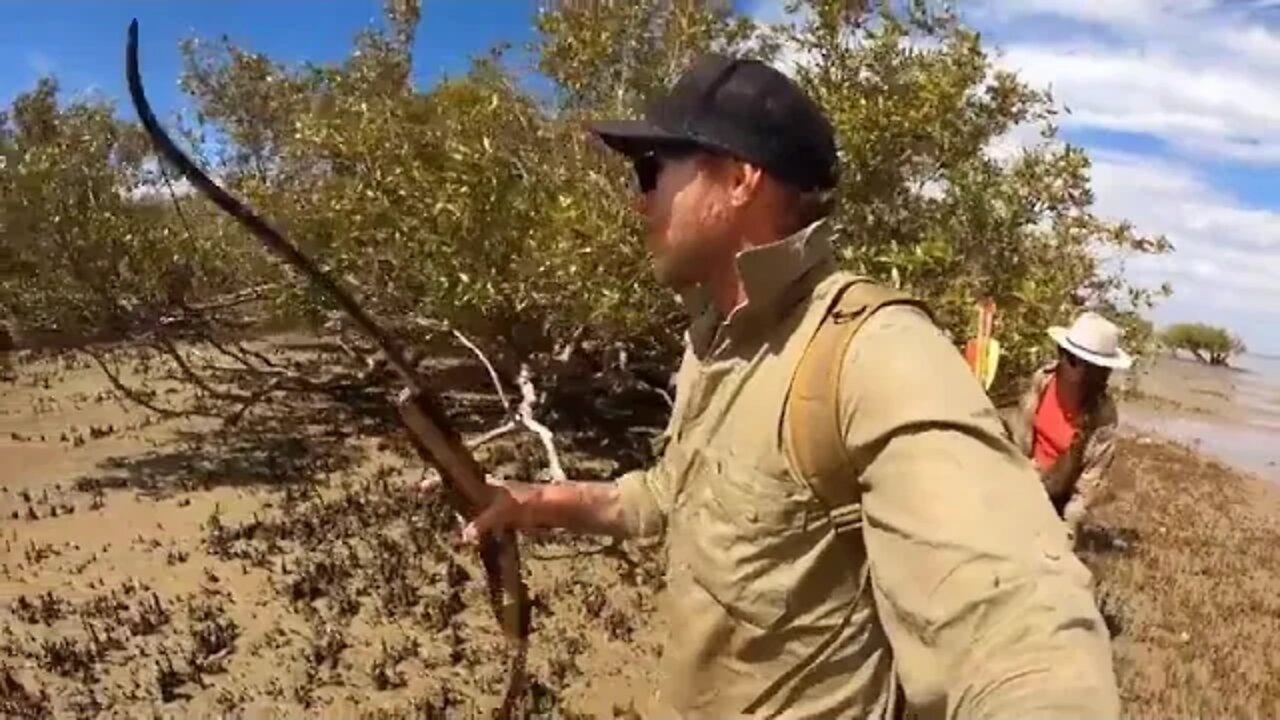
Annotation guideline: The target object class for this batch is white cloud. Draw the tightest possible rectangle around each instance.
[976,1,1280,166]
[1085,151,1280,351]
[979,0,1219,28]
[124,178,194,202]
[963,3,1280,351]
[994,43,1280,165]
[751,1,1280,166]
[121,157,198,201]
[1088,152,1278,253]
[746,0,1280,351]
[987,120,1061,163]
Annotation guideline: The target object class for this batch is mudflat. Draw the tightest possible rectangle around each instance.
[1080,433,1280,719]
[1119,353,1280,483]
[1120,354,1246,419]
[2,342,1279,718]
[1,344,665,718]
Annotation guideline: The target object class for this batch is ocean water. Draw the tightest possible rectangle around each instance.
[1124,353,1280,484]
[1232,354,1280,429]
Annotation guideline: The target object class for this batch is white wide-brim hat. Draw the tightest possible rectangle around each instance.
[1048,311,1133,370]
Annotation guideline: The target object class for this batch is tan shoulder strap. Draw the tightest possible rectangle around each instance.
[783,277,931,536]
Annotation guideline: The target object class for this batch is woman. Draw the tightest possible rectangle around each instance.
[1000,312,1132,542]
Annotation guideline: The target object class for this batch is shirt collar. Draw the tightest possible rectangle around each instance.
[678,219,837,355]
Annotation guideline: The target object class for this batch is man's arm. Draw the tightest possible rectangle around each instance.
[457,464,671,542]
[1061,417,1118,541]
[839,305,1120,719]
[456,479,628,540]
[452,347,692,543]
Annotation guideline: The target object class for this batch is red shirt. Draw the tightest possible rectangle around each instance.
[1032,374,1077,472]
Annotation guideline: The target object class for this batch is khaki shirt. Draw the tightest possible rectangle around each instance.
[998,365,1119,537]
[616,220,1119,719]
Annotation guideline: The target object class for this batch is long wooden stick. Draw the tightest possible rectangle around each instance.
[124,20,530,717]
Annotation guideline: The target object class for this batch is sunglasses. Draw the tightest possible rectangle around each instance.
[632,146,699,194]
[1061,349,1110,375]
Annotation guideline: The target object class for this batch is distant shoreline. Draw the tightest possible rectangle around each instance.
[1118,352,1280,484]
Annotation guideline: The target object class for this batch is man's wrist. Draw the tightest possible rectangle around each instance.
[518,481,621,536]
[517,482,576,529]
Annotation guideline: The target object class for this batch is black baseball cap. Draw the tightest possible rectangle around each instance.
[587,54,839,192]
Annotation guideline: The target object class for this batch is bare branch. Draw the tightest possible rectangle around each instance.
[453,328,511,413]
[224,376,287,426]
[337,338,369,365]
[416,318,511,413]
[230,339,287,370]
[466,421,519,450]
[198,332,277,374]
[194,330,349,393]
[553,327,585,363]
[516,364,567,484]
[441,328,565,481]
[179,353,378,397]
[151,335,255,404]
[650,384,674,408]
[180,283,279,314]
[80,346,216,419]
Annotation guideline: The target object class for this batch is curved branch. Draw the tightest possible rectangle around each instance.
[151,335,255,404]
[126,22,530,718]
[126,21,421,389]
[451,328,511,414]
[468,421,519,450]
[178,284,280,314]
[195,330,363,394]
[80,346,217,420]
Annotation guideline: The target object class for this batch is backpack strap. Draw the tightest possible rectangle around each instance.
[778,275,929,720]
[782,275,930,720]
[783,276,931,537]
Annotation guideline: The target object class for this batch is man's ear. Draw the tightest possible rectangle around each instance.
[728,161,765,208]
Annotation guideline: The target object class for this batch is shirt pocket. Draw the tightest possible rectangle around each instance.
[684,447,812,631]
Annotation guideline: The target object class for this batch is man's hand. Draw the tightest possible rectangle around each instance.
[419,474,630,540]
[419,475,536,542]
[1062,499,1087,547]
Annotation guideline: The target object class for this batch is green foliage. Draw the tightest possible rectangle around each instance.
[0,0,1173,398]
[0,77,241,342]
[535,0,776,117]
[769,0,1170,389]
[1160,322,1246,366]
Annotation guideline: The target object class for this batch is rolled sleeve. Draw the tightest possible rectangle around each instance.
[840,305,1120,719]
[1063,421,1117,535]
[616,464,670,539]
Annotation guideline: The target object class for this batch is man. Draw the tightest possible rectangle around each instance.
[444,55,1119,718]
[999,312,1130,544]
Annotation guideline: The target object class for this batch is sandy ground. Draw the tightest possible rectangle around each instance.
[3,343,1280,718]
[1079,433,1280,719]
[1,346,666,718]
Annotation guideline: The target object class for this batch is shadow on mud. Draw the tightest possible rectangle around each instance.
[66,371,670,498]
[67,390,409,497]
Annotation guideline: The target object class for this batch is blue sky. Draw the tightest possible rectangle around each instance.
[4,1,1279,353]
[956,0,1280,356]
[0,1,547,121]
